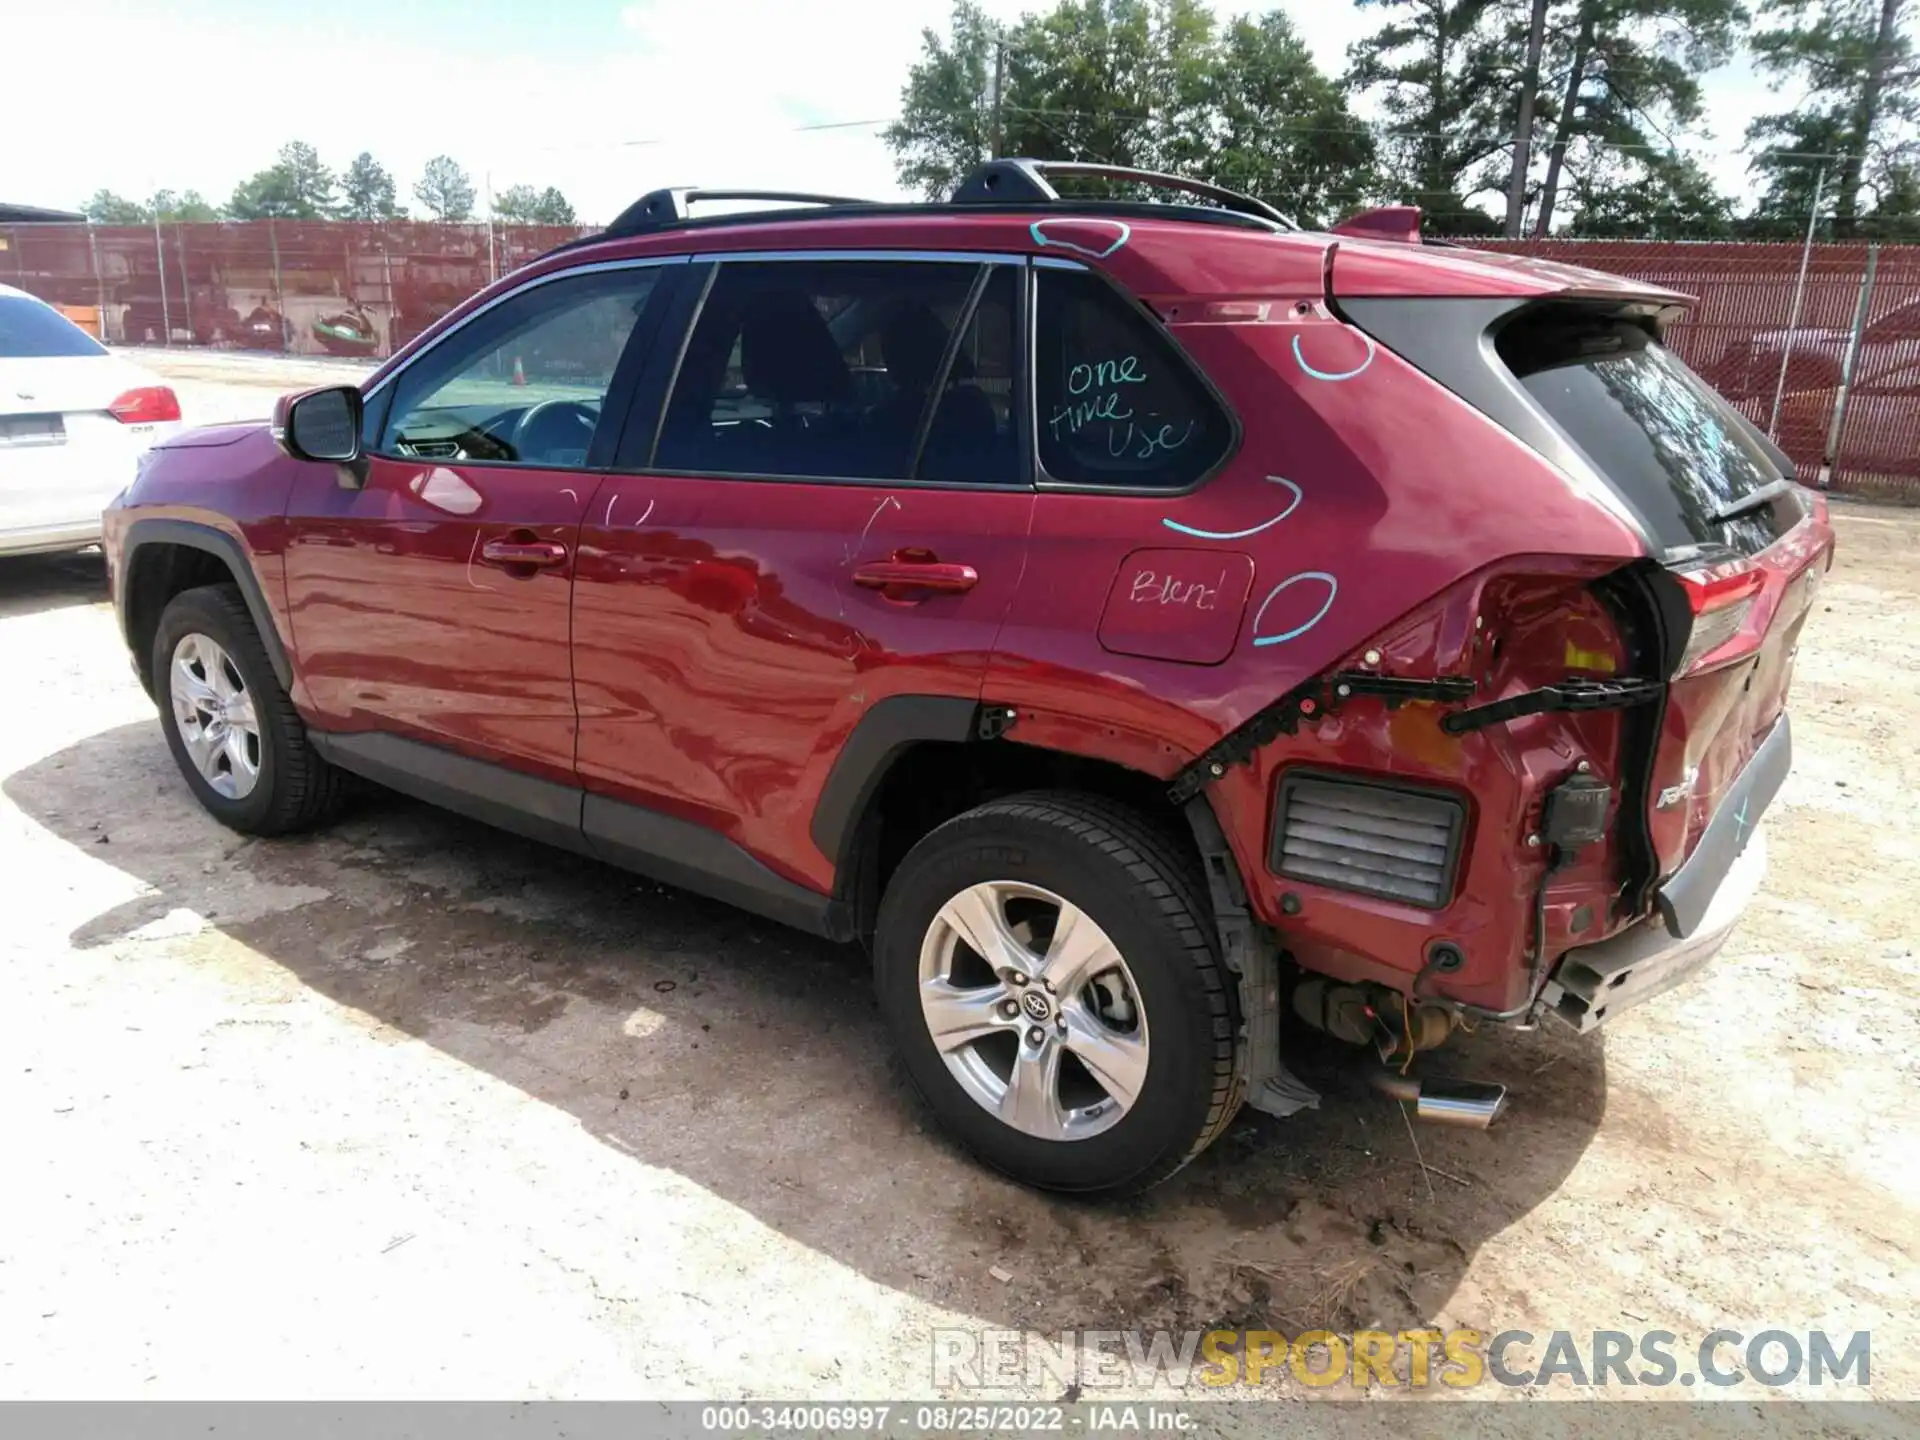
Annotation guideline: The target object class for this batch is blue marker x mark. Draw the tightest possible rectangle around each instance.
[1732,797,1751,848]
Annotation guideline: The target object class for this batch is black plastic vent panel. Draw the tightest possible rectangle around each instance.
[1270,774,1466,908]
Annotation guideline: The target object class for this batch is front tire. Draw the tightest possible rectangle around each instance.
[875,792,1241,1194]
[152,583,340,835]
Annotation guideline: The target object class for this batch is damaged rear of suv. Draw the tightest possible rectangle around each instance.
[106,159,1833,1195]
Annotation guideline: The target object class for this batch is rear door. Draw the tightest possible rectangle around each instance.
[572,253,1032,892]
[282,260,672,784]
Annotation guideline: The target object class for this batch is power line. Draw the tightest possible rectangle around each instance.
[513,105,1863,167]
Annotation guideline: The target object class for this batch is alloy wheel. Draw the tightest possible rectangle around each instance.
[169,632,262,801]
[917,880,1150,1142]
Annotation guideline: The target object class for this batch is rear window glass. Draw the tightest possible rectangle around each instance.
[1034,269,1229,489]
[1498,314,1783,554]
[0,295,106,358]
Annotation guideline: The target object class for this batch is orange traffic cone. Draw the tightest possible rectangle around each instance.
[511,356,527,386]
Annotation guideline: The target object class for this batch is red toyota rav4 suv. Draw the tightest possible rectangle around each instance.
[104,161,1833,1194]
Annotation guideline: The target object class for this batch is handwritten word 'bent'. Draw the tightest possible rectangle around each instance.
[1251,571,1337,647]
[1291,331,1377,382]
[1129,569,1225,611]
[1162,475,1302,540]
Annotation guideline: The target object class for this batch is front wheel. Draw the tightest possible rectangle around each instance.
[874,793,1242,1194]
[152,583,340,835]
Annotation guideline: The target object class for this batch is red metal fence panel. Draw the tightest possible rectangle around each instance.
[0,220,593,359]
[3,221,1914,500]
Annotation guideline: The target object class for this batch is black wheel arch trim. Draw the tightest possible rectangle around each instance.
[810,694,983,875]
[120,518,294,692]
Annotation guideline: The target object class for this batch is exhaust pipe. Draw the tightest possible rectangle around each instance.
[1368,1068,1508,1129]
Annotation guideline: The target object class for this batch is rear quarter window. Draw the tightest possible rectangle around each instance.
[1034,269,1229,489]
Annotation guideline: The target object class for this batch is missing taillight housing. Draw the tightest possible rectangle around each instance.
[1673,567,1762,675]
[108,387,181,425]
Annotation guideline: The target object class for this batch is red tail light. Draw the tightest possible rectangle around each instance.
[1673,566,1763,675]
[108,386,182,424]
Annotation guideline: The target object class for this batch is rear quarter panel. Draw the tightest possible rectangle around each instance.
[989,235,1650,1007]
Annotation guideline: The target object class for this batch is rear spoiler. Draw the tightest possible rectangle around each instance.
[1332,206,1424,245]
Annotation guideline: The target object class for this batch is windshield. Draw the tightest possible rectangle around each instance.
[0,295,107,359]
[1498,313,1786,555]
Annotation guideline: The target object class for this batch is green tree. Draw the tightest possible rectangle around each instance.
[885,0,1374,226]
[82,189,151,224]
[1525,0,1743,235]
[1206,14,1379,224]
[886,1,1001,198]
[1348,0,1739,235]
[1863,149,1920,234]
[1346,0,1509,232]
[151,189,219,223]
[226,168,302,219]
[414,155,477,221]
[493,183,577,224]
[1747,0,1916,235]
[226,140,339,219]
[1562,145,1738,233]
[341,152,405,220]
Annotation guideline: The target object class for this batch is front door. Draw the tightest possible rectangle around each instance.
[282,262,669,784]
[572,256,1032,892]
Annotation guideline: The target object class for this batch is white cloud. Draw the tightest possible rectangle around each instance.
[0,0,1778,223]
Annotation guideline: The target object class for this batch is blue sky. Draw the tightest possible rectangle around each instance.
[3,0,1785,223]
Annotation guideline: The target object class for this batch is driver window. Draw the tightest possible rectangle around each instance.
[378,267,658,469]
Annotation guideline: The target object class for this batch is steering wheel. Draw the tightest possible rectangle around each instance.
[511,399,599,463]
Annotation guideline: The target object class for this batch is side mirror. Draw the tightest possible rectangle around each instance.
[274,385,364,465]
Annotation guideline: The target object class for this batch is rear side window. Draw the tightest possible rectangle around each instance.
[1033,269,1229,489]
[0,295,105,358]
[1498,313,1784,554]
[657,258,1018,484]
[919,266,1019,486]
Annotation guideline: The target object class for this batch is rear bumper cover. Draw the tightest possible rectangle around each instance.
[1658,712,1792,939]
[1540,712,1789,1032]
[1541,826,1768,1032]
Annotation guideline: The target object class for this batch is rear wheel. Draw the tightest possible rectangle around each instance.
[152,584,340,835]
[875,793,1241,1194]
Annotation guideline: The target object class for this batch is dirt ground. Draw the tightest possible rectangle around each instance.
[1,364,1915,1415]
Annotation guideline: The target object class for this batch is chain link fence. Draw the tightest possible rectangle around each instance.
[3,220,1916,500]
[0,219,588,362]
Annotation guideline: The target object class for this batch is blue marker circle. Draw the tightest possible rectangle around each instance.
[1251,570,1337,647]
[1292,332,1376,382]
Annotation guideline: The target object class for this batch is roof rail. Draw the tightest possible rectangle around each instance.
[604,187,877,239]
[951,158,1292,229]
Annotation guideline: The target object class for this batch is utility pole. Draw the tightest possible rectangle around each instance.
[989,32,1008,159]
[1505,0,1550,238]
[1769,162,1829,439]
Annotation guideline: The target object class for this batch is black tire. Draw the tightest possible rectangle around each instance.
[875,792,1242,1195]
[152,583,341,836]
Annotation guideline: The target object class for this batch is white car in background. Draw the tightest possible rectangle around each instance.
[1,284,182,557]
